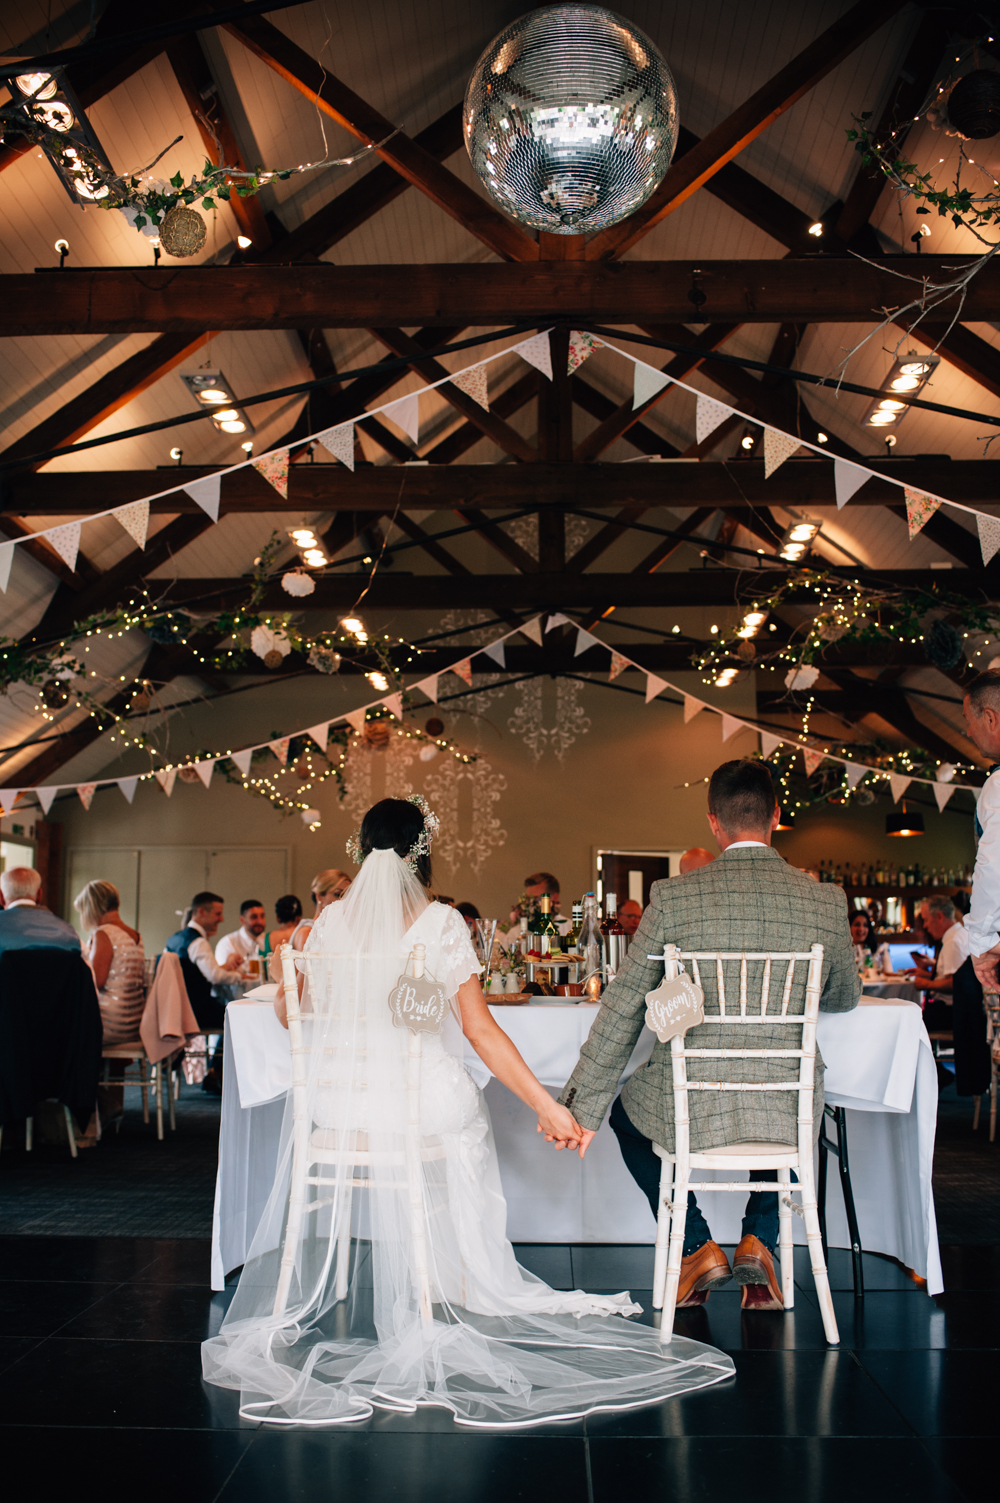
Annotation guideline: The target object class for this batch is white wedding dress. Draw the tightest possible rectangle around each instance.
[202,848,733,1426]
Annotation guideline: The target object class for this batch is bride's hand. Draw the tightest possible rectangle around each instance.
[536,1101,583,1150]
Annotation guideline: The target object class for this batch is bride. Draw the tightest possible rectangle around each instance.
[202,796,733,1426]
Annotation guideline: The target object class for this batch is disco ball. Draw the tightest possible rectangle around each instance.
[464,4,678,235]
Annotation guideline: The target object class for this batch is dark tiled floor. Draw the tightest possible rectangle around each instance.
[0,1236,994,1502]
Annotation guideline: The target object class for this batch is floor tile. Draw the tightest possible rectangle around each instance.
[795,1289,1000,1351]
[607,1286,835,1350]
[0,1426,252,1501]
[511,1244,574,1289]
[855,1351,998,1435]
[0,1236,161,1283]
[925,1437,994,1501]
[583,1350,909,1438]
[589,1437,965,1503]
[130,1239,213,1286]
[219,1431,588,1503]
[56,1282,226,1343]
[0,1337,254,1430]
[939,1244,1000,1291]
[793,1246,919,1292]
[0,1337,42,1376]
[570,1244,654,1289]
[0,1279,120,1339]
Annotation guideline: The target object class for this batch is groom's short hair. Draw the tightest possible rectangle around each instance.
[708,760,777,835]
[525,871,559,895]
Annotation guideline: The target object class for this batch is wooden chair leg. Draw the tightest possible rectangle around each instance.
[139,1057,149,1124]
[973,1094,982,1131]
[63,1105,78,1160]
[335,1181,353,1303]
[651,1154,674,1311]
[155,1062,164,1141]
[658,1172,688,1345]
[799,1163,838,1345]
[25,1116,33,1152]
[168,1059,177,1132]
[777,1167,795,1310]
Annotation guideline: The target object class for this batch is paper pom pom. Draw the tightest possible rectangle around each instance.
[936,763,956,784]
[307,645,341,674]
[158,205,207,258]
[784,665,819,691]
[362,721,391,750]
[250,625,291,663]
[282,570,316,597]
[42,679,69,708]
[178,765,201,783]
[419,744,439,762]
[301,808,321,829]
[263,649,284,670]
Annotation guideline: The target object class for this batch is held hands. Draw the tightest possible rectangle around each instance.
[535,1100,585,1152]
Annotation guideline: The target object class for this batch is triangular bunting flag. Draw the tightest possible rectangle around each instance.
[451,364,489,410]
[721,714,743,742]
[632,362,672,410]
[516,332,553,381]
[117,776,138,804]
[382,694,403,720]
[253,452,289,499]
[574,628,599,656]
[567,331,601,375]
[696,394,735,444]
[520,616,543,646]
[802,748,824,776]
[183,474,221,522]
[345,709,367,736]
[383,393,420,443]
[112,500,149,550]
[759,733,783,759]
[317,423,355,471]
[77,783,97,811]
[0,788,21,815]
[270,738,290,766]
[0,541,13,593]
[230,749,253,777]
[888,773,912,802]
[36,786,57,815]
[46,521,81,573]
[834,458,871,510]
[645,674,667,704]
[414,675,439,703]
[195,760,215,788]
[481,640,506,668]
[844,762,867,790]
[684,696,703,723]
[608,651,629,681]
[451,658,472,686]
[905,487,942,539]
[933,782,956,813]
[546,613,569,632]
[155,768,176,797]
[978,513,1000,567]
[763,427,801,478]
[307,722,330,753]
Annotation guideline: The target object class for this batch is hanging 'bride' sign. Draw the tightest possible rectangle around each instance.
[644,966,705,1042]
[389,950,448,1034]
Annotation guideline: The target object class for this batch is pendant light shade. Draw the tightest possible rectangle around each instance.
[775,810,795,831]
[886,802,924,837]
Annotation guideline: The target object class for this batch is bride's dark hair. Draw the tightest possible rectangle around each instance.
[359,798,432,886]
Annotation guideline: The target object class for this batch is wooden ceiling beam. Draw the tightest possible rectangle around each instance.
[423,370,539,464]
[451,509,539,574]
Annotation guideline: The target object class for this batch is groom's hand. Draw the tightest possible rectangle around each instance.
[576,1129,596,1160]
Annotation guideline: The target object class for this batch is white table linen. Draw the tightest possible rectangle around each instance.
[211,995,942,1295]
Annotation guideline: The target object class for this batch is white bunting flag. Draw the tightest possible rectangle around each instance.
[183,474,221,522]
[307,722,330,752]
[574,628,599,656]
[520,616,544,646]
[567,331,601,374]
[516,332,553,381]
[684,696,704,723]
[481,640,506,668]
[252,452,289,499]
[760,732,784,758]
[117,777,139,804]
[646,673,667,704]
[546,613,569,632]
[195,760,215,788]
[632,362,672,410]
[229,749,253,777]
[36,786,57,815]
[763,427,801,478]
[345,709,367,736]
[844,762,868,790]
[113,500,149,550]
[834,459,871,510]
[383,393,420,444]
[696,394,734,444]
[904,487,942,539]
[451,364,490,410]
[802,748,824,777]
[451,658,473,686]
[0,541,14,593]
[0,788,21,815]
[77,782,97,811]
[933,782,956,813]
[382,694,404,719]
[609,651,629,681]
[888,773,912,803]
[46,521,81,572]
[978,513,1000,567]
[414,675,439,703]
[270,738,290,766]
[317,423,355,471]
[155,768,176,797]
[721,714,743,742]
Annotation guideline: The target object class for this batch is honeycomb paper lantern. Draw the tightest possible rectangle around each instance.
[158,204,207,257]
[464,4,678,234]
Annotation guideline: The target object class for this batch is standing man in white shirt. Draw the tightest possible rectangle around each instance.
[216,900,267,967]
[915,895,971,993]
[165,891,242,1096]
[961,671,1000,988]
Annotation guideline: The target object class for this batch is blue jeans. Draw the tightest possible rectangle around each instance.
[609,1094,785,1256]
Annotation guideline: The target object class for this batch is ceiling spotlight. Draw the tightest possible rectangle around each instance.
[169,446,183,464]
[219,419,246,433]
[808,221,824,237]
[237,235,252,249]
[736,609,768,638]
[54,237,70,269]
[910,224,932,251]
[290,529,317,545]
[779,519,820,562]
[740,429,757,451]
[816,431,828,444]
[367,671,390,692]
[180,369,254,437]
[241,440,254,453]
[715,667,739,687]
[862,349,938,432]
[341,617,365,635]
[303,549,327,567]
[16,72,58,99]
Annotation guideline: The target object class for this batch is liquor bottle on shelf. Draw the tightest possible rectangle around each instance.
[579,893,603,986]
[538,895,558,958]
[570,902,583,952]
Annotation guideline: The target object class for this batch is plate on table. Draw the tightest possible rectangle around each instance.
[488,993,532,1005]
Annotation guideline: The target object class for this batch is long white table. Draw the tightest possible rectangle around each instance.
[211,992,942,1294]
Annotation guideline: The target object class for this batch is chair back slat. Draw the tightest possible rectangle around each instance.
[716,956,726,1018]
[691,955,702,991]
[739,954,747,1017]
[780,957,796,1016]
[760,956,771,1017]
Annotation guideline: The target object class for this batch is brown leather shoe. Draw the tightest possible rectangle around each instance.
[733,1234,783,1310]
[676,1240,732,1306]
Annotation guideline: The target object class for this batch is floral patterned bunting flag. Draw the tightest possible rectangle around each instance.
[696,394,734,444]
[905,487,942,539]
[46,521,81,573]
[763,427,801,478]
[451,364,489,410]
[77,782,97,810]
[516,332,553,381]
[608,651,629,681]
[112,500,149,550]
[802,748,824,777]
[567,331,602,375]
[270,738,290,766]
[253,452,289,499]
[977,512,1000,566]
[317,424,355,471]
[451,658,473,686]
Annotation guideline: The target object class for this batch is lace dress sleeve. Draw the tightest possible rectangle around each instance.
[436,905,483,998]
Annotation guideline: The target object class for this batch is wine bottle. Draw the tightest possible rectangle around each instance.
[604,893,628,980]
[579,893,603,986]
[538,894,557,958]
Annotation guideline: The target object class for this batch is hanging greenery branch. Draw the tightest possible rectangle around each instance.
[755,740,970,818]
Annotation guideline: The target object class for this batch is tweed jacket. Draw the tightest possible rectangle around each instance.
[558,846,860,1152]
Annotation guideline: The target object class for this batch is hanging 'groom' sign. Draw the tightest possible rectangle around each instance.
[644,968,705,1042]
[388,961,448,1035]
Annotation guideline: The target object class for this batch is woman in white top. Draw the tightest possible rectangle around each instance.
[291,867,353,951]
[74,879,145,1044]
[850,910,893,977]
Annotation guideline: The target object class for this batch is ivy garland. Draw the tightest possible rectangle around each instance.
[846,113,1000,240]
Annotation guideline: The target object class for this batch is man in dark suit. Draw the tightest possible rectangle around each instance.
[0,867,81,952]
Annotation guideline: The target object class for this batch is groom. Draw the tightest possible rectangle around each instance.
[558,759,859,1310]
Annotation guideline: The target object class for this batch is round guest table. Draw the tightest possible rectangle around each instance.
[211,991,941,1295]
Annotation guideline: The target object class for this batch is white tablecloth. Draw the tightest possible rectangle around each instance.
[211,994,942,1295]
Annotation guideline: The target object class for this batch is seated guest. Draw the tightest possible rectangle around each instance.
[559,759,859,1313]
[73,880,145,1044]
[0,867,80,951]
[456,901,481,920]
[263,894,303,956]
[850,910,893,975]
[912,896,966,993]
[516,871,571,937]
[216,900,267,967]
[165,892,242,1094]
[292,870,353,951]
[618,899,642,936]
[916,892,991,1098]
[679,847,715,875]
